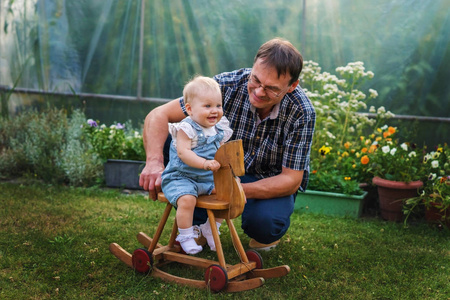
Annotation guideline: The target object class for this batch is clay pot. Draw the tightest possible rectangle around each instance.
[372,176,423,222]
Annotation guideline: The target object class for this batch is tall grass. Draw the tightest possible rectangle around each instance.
[0,182,449,299]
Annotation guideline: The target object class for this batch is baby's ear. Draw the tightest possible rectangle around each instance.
[185,103,192,115]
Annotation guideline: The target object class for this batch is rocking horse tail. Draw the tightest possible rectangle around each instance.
[228,175,246,219]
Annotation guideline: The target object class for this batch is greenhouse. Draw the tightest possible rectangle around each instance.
[1,0,449,298]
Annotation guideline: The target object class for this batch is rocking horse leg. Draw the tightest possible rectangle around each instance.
[148,203,173,253]
[168,217,178,248]
[206,209,226,268]
[226,218,248,263]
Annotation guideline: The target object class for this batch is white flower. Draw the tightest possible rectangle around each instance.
[423,153,432,163]
[369,89,378,98]
[408,151,417,158]
[369,106,376,113]
[390,148,397,155]
[431,160,439,168]
[400,143,408,151]
[385,111,395,118]
[377,106,386,114]
[381,125,388,131]
[431,151,440,159]
[382,146,390,153]
[326,131,336,139]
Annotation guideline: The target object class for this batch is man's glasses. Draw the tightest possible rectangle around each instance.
[248,74,290,98]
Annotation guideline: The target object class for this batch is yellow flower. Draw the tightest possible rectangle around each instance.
[344,176,351,181]
[319,145,331,156]
[344,142,351,149]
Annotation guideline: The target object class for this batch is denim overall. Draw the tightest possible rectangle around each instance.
[161,117,224,206]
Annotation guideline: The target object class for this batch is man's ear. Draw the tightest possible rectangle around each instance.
[185,102,192,115]
[288,79,299,93]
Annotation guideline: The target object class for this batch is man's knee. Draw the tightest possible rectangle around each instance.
[242,209,290,244]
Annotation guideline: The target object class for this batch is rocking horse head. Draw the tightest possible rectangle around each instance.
[213,140,246,219]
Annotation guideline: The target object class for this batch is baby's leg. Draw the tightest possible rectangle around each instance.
[176,195,202,254]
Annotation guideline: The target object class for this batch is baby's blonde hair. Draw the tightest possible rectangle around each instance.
[183,75,221,104]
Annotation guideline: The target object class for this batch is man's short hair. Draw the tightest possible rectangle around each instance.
[254,38,303,85]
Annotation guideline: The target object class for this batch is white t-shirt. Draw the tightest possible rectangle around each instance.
[168,116,233,149]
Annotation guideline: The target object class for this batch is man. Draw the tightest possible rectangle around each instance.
[139,37,315,251]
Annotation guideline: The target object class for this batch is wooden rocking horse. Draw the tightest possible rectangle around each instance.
[109,140,290,292]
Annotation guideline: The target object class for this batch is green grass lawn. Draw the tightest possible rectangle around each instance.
[1,182,449,299]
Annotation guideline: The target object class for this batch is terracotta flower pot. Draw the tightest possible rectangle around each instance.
[425,203,450,228]
[372,176,423,222]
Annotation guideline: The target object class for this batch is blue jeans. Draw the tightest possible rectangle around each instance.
[193,174,296,244]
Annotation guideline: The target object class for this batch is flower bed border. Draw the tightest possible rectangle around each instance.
[295,190,368,218]
[104,159,145,190]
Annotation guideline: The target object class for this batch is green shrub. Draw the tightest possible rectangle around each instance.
[0,108,103,186]
[58,110,103,186]
[0,108,67,182]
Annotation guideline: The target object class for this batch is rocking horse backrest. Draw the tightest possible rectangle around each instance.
[213,140,246,219]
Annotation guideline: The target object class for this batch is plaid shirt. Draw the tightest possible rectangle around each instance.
[179,68,315,191]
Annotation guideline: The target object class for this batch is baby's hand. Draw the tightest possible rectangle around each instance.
[203,159,221,171]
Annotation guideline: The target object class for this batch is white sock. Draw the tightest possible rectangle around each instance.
[200,219,221,251]
[176,226,203,254]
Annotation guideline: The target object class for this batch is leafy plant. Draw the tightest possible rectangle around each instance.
[309,145,363,195]
[0,107,68,182]
[301,61,394,194]
[82,119,145,162]
[366,125,425,183]
[404,143,450,223]
[0,108,103,186]
[59,110,103,186]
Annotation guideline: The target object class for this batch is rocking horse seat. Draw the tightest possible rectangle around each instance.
[157,193,230,210]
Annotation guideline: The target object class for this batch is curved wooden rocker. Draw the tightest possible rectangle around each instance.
[110,140,290,292]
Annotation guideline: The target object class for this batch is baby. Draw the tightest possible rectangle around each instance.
[161,75,232,254]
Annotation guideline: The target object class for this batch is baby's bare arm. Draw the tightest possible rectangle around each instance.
[176,130,220,171]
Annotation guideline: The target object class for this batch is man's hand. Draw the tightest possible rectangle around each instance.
[139,162,165,201]
[139,98,186,200]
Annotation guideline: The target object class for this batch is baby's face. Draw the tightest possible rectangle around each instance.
[186,90,223,128]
